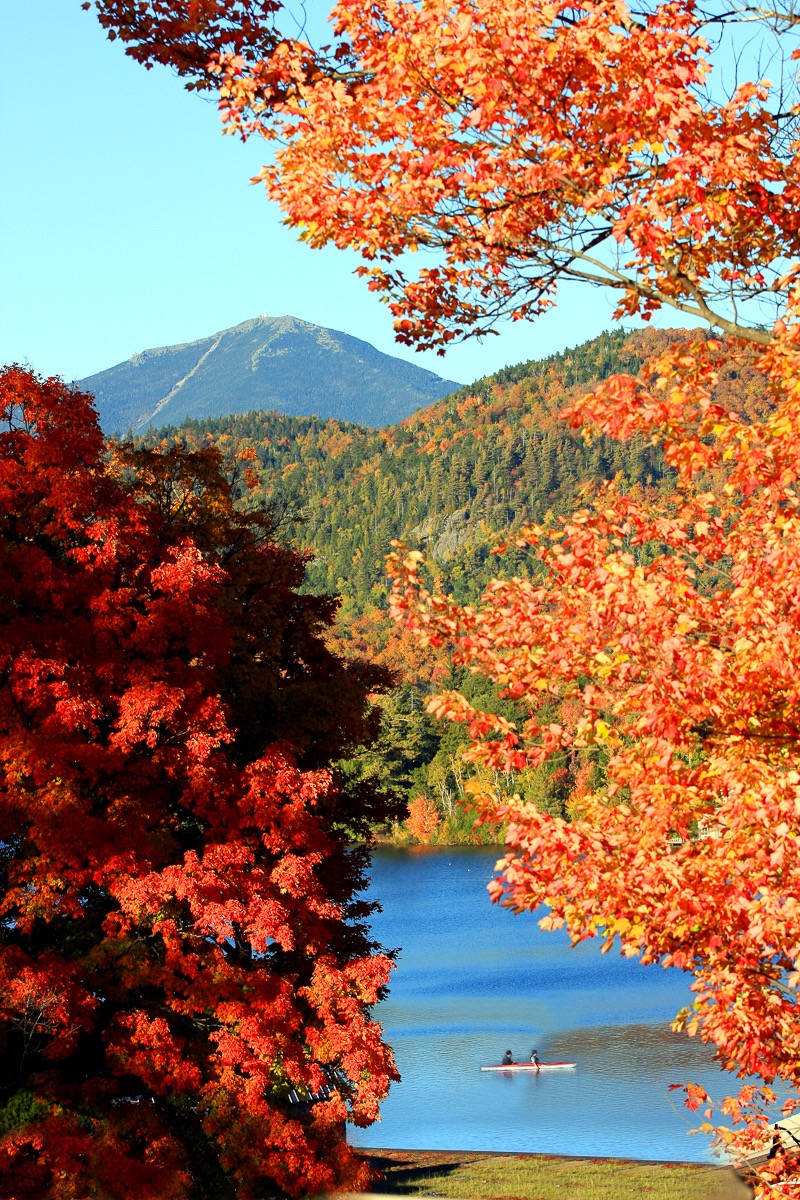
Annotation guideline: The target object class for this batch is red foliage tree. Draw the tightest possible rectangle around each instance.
[85,0,798,353]
[405,795,441,844]
[0,366,399,1199]
[85,1,283,86]
[387,329,800,1192]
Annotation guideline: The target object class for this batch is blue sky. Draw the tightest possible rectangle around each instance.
[2,2,673,388]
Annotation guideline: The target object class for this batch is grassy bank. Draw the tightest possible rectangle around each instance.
[357,1148,752,1200]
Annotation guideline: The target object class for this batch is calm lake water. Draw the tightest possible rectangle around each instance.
[349,846,731,1163]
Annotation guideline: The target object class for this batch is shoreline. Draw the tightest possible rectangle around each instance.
[370,835,505,848]
[349,1146,752,1200]
[358,1145,718,1166]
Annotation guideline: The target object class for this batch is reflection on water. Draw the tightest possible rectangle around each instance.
[350,847,729,1162]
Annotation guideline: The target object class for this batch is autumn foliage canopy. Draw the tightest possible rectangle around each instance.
[67,0,800,1192]
[0,366,398,1198]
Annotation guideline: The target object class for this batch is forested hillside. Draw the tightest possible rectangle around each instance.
[139,326,769,841]
[147,326,764,618]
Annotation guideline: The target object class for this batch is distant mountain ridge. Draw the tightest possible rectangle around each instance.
[78,314,462,433]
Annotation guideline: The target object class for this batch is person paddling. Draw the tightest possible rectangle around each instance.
[530,1048,541,1070]
[502,1049,514,1066]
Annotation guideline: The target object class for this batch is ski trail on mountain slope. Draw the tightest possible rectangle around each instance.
[138,333,225,430]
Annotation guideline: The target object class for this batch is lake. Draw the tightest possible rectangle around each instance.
[349,846,731,1163]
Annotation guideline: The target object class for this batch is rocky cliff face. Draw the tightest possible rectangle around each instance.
[77,314,461,433]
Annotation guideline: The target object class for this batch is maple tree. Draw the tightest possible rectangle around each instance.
[388,330,800,1192]
[86,2,284,87]
[404,795,441,844]
[86,0,800,350]
[0,366,399,1199]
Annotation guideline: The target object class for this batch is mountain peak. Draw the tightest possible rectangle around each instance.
[79,314,462,434]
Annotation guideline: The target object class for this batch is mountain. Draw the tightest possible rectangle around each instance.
[78,314,462,433]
